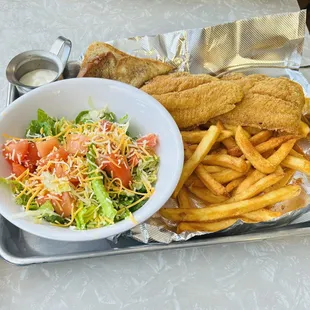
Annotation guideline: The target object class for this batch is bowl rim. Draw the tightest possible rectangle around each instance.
[0,78,184,241]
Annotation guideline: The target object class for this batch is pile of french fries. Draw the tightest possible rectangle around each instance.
[160,121,310,234]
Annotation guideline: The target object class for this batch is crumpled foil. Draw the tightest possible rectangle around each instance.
[86,11,310,244]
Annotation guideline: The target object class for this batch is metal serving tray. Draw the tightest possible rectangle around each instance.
[2,61,310,266]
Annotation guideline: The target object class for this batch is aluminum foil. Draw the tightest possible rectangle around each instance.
[85,11,310,244]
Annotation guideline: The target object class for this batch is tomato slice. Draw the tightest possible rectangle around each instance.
[65,134,90,155]
[99,120,113,132]
[36,137,59,157]
[23,142,40,172]
[47,147,68,161]
[55,163,79,186]
[136,134,158,149]
[128,152,139,167]
[101,153,132,188]
[2,140,29,163]
[12,162,27,177]
[37,192,74,218]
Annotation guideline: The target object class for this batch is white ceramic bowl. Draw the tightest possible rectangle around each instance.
[0,78,183,242]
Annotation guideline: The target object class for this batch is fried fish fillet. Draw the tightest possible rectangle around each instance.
[216,74,305,134]
[78,42,174,88]
[142,74,243,128]
[141,72,217,95]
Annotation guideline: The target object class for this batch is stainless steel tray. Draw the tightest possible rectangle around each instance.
[2,60,310,266]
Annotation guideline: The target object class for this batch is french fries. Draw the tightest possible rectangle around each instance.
[177,219,238,233]
[281,155,310,175]
[241,209,282,223]
[202,154,248,172]
[181,130,232,144]
[222,137,238,150]
[235,126,276,174]
[177,187,193,209]
[228,130,273,156]
[188,186,227,204]
[172,125,220,198]
[211,161,251,184]
[204,165,225,173]
[161,185,301,222]
[223,172,284,203]
[169,120,310,234]
[195,165,229,196]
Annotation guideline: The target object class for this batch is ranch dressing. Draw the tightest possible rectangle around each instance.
[19,69,58,87]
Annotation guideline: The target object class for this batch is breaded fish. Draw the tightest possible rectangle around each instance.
[78,42,174,88]
[216,74,305,134]
[141,72,217,95]
[153,80,243,112]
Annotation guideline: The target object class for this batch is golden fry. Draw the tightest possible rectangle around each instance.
[188,186,227,204]
[235,126,276,174]
[249,130,273,145]
[264,169,296,193]
[204,165,225,173]
[173,125,220,198]
[241,209,282,223]
[202,154,248,172]
[281,155,310,175]
[184,174,205,188]
[211,148,228,155]
[223,172,284,203]
[195,165,229,196]
[234,169,265,195]
[228,131,277,157]
[289,149,304,159]
[255,135,297,154]
[211,163,250,184]
[222,137,238,150]
[267,139,296,166]
[177,187,193,209]
[181,130,232,144]
[160,185,301,222]
[177,219,237,233]
[225,177,245,193]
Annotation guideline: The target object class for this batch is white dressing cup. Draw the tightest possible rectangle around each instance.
[6,36,72,96]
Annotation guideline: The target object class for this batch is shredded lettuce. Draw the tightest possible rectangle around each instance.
[75,109,116,124]
[25,109,56,138]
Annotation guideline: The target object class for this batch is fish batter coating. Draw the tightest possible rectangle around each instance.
[216,74,305,134]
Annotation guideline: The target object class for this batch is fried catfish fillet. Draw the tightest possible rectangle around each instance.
[142,74,243,128]
[141,72,217,95]
[78,42,174,88]
[216,74,305,134]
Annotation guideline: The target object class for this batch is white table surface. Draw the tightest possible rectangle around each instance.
[1,1,310,309]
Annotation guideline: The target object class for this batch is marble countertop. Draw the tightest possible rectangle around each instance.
[1,1,310,309]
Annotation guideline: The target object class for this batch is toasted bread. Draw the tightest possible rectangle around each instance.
[78,42,174,87]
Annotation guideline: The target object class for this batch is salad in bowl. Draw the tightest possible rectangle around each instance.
[2,108,159,230]
[0,78,183,241]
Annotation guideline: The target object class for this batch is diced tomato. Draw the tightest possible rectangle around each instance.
[58,192,74,217]
[23,142,40,172]
[65,134,90,155]
[101,153,132,188]
[37,192,74,217]
[47,147,68,161]
[36,137,59,157]
[137,134,158,149]
[12,162,27,177]
[27,142,40,164]
[54,163,79,186]
[2,140,29,163]
[128,153,139,167]
[99,120,113,132]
